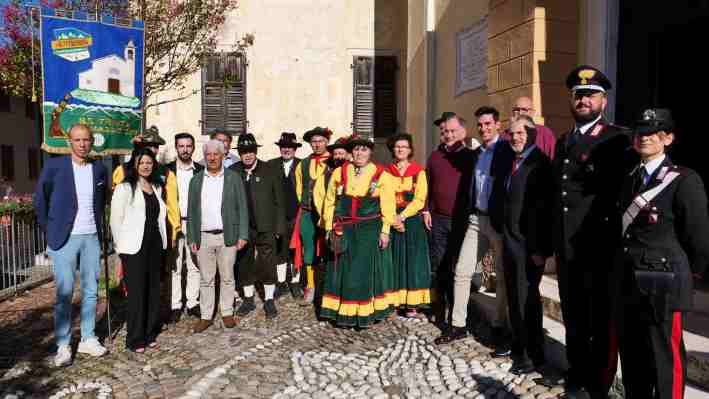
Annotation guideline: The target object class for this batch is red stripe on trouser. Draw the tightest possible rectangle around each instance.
[671,312,683,399]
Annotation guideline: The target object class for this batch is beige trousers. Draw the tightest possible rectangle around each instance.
[451,214,507,328]
[172,229,201,310]
[197,232,237,319]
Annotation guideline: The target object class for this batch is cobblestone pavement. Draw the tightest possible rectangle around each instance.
[0,288,566,399]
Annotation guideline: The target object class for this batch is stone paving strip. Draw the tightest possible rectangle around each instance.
[0,296,566,399]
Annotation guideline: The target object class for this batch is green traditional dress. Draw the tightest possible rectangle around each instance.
[320,163,396,327]
[387,163,432,310]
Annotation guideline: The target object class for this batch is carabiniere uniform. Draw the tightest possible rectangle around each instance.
[551,65,632,396]
[614,109,709,399]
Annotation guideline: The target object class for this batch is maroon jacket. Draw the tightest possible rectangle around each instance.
[425,142,477,217]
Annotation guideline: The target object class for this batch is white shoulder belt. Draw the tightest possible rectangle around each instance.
[621,167,680,235]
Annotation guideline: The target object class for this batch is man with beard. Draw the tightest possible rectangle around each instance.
[166,133,204,322]
[268,132,304,299]
[500,116,552,376]
[230,134,286,318]
[551,65,631,398]
[293,127,332,304]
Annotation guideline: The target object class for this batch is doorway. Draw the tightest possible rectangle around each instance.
[616,1,709,184]
[108,78,120,95]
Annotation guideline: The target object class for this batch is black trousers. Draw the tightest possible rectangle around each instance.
[503,250,545,366]
[556,257,617,397]
[120,226,162,350]
[429,213,465,323]
[237,231,277,287]
[619,306,687,399]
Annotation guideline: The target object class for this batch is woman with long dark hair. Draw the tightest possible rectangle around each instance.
[110,148,167,352]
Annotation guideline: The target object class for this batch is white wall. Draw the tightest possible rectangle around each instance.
[147,0,408,163]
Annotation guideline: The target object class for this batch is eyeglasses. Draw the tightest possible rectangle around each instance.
[512,107,532,113]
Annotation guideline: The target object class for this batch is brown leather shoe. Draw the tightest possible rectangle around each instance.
[222,315,239,329]
[193,319,212,333]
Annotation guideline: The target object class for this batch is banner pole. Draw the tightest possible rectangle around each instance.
[102,157,112,347]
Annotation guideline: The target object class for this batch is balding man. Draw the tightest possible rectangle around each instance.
[502,97,557,159]
[34,124,108,366]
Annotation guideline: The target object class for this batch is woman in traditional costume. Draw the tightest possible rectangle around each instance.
[320,136,398,327]
[385,133,432,317]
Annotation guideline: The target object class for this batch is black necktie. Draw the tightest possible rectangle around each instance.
[632,166,646,195]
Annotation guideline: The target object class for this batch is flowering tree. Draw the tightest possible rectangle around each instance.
[0,0,240,103]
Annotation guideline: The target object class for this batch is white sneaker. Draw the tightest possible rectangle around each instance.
[77,338,107,357]
[54,345,72,367]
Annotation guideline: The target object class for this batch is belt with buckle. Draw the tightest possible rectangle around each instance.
[202,229,223,234]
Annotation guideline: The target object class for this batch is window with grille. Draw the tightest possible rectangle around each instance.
[201,52,247,135]
[1,145,15,181]
[352,55,398,139]
[28,147,39,180]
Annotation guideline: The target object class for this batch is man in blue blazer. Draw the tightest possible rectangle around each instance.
[33,124,108,367]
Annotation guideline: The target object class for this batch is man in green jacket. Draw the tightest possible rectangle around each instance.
[187,139,249,333]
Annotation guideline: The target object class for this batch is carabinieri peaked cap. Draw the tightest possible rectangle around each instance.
[565,65,612,93]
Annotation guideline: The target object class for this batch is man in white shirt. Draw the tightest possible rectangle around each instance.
[200,128,240,168]
[33,124,108,366]
[166,133,204,322]
[187,140,249,333]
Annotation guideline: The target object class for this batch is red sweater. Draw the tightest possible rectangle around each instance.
[425,143,477,217]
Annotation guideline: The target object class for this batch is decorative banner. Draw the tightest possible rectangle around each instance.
[455,17,487,96]
[40,9,144,155]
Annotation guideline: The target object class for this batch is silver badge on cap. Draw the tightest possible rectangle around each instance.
[643,109,656,121]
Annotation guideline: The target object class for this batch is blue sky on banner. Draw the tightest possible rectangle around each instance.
[40,12,144,108]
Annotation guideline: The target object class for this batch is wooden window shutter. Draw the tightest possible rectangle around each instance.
[352,56,398,139]
[1,145,15,181]
[201,52,247,135]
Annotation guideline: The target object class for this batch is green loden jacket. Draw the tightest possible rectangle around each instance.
[186,167,249,247]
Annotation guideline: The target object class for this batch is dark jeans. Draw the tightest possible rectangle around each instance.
[428,213,465,323]
[120,226,162,350]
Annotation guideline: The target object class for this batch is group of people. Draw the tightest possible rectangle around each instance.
[33,64,708,399]
[422,65,709,399]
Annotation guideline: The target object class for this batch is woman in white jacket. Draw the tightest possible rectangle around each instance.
[111,148,167,353]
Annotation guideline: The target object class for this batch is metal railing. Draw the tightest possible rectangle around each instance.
[0,212,52,300]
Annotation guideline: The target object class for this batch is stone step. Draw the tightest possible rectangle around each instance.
[538,275,709,392]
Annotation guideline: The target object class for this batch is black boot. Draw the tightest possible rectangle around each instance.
[236,296,256,316]
[434,326,468,345]
[264,299,278,319]
[169,309,182,324]
[289,282,304,299]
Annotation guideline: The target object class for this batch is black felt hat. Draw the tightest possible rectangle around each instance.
[347,134,375,151]
[236,133,261,151]
[275,132,302,148]
[327,134,355,152]
[565,65,612,93]
[433,111,457,127]
[303,127,333,143]
[634,108,675,136]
